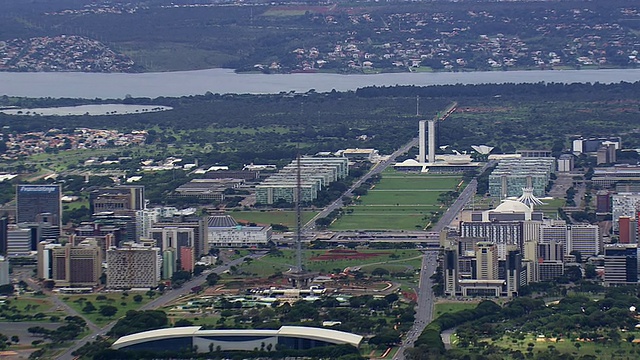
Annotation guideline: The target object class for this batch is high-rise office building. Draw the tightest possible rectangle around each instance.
[0,216,8,256]
[106,245,160,289]
[461,221,523,260]
[16,184,62,231]
[538,240,564,262]
[619,216,637,244]
[569,224,601,257]
[0,256,9,286]
[137,208,160,240]
[505,247,522,297]
[180,246,194,273]
[51,242,102,287]
[596,144,617,165]
[604,244,639,286]
[6,225,34,255]
[89,185,145,213]
[418,120,427,163]
[150,219,207,258]
[428,120,436,163]
[37,241,62,280]
[162,249,176,280]
[443,247,458,296]
[475,242,498,280]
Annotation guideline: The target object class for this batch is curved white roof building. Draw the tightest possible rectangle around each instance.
[112,325,363,353]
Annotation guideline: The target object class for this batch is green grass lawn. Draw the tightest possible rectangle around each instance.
[5,297,54,312]
[359,191,444,206]
[434,301,479,317]
[537,198,565,217]
[481,332,640,358]
[373,176,461,190]
[330,209,436,231]
[332,171,462,230]
[237,249,423,277]
[0,296,69,322]
[230,210,317,229]
[60,292,158,326]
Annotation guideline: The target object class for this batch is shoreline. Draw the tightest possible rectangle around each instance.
[0,65,627,76]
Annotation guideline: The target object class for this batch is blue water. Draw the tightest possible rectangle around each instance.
[1,68,639,99]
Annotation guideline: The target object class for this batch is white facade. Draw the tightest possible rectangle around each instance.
[136,208,160,239]
[572,139,583,153]
[418,120,427,163]
[557,155,574,172]
[37,241,62,280]
[540,222,600,256]
[208,225,272,248]
[106,246,161,289]
[428,120,436,163]
[7,227,32,255]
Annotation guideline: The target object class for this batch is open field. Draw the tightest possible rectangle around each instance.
[332,172,462,230]
[230,210,317,229]
[373,176,463,190]
[0,296,67,322]
[237,249,423,277]
[475,332,640,358]
[434,301,479,317]
[330,209,435,231]
[359,191,443,206]
[60,292,157,326]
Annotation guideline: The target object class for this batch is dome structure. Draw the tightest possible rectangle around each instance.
[493,200,533,214]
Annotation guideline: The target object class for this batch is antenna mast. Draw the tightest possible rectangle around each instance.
[295,152,303,274]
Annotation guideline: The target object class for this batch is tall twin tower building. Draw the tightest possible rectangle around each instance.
[418,119,436,164]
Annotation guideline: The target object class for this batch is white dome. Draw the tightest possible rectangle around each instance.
[493,200,532,213]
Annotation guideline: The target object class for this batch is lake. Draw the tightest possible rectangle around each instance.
[1,68,640,99]
[0,104,172,116]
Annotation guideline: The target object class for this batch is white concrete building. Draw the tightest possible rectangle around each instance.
[208,215,272,248]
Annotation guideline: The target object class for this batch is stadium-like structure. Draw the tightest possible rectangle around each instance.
[111,325,363,353]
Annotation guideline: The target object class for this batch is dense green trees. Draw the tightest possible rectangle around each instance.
[108,310,168,337]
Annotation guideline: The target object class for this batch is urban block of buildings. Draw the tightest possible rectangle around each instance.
[488,158,556,198]
[256,156,349,204]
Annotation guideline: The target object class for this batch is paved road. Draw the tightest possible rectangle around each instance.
[303,137,419,232]
[56,252,266,360]
[432,179,477,233]
[393,251,438,360]
[392,162,494,359]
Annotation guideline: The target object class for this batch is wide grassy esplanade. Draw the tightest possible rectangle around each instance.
[331,171,464,231]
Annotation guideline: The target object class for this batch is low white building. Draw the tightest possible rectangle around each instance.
[208,215,272,248]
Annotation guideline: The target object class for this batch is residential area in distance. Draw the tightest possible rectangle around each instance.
[0,0,639,72]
